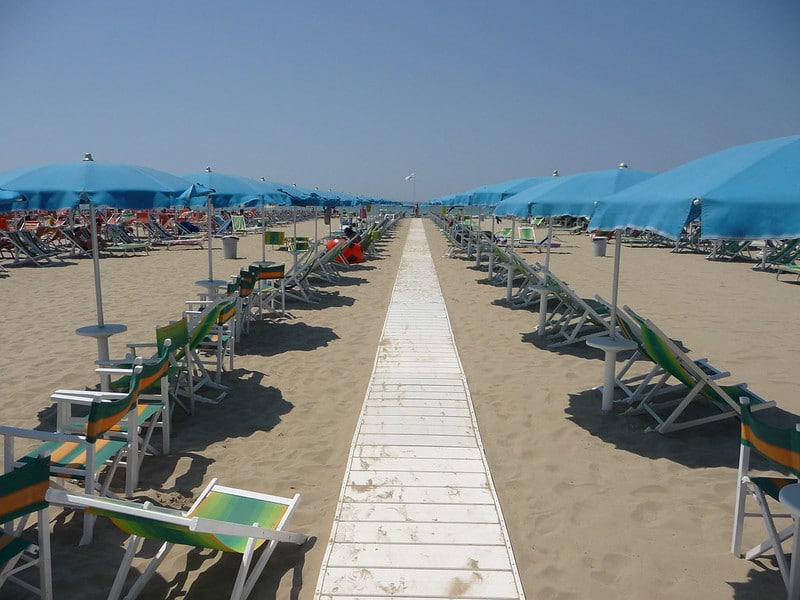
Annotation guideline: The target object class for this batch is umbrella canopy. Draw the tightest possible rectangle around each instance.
[0,156,206,211]
[467,176,547,206]
[0,188,26,211]
[589,135,800,240]
[181,168,264,209]
[0,154,209,365]
[495,167,655,219]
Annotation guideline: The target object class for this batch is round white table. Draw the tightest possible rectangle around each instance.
[586,334,638,411]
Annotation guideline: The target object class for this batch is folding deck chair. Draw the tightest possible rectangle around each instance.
[731,399,800,594]
[0,456,52,599]
[251,263,286,318]
[626,319,776,433]
[538,271,613,348]
[183,299,228,404]
[47,479,307,600]
[593,299,730,405]
[0,366,146,544]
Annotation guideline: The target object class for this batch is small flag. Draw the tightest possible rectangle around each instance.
[404,172,415,181]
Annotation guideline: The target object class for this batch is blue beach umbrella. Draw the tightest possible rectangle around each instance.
[589,135,800,240]
[0,154,210,370]
[0,154,209,327]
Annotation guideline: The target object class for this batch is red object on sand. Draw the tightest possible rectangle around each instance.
[327,238,364,263]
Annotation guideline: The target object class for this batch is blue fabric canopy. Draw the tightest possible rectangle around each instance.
[494,167,654,219]
[589,135,800,240]
[181,170,264,209]
[0,160,209,210]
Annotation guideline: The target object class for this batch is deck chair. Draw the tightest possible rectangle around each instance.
[0,367,145,543]
[627,319,775,433]
[103,224,150,255]
[231,214,247,235]
[0,456,52,599]
[282,250,321,304]
[192,295,238,387]
[527,234,562,253]
[251,263,286,318]
[731,399,800,592]
[183,299,227,404]
[47,479,307,600]
[593,299,730,405]
[0,230,59,267]
[52,343,173,485]
[517,225,537,245]
[762,239,800,271]
[539,271,613,348]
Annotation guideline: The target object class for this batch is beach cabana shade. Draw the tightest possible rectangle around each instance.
[0,155,210,329]
[589,135,800,240]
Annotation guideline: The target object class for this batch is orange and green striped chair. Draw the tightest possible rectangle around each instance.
[0,366,144,544]
[0,456,52,599]
[52,342,174,493]
[264,230,285,248]
[250,263,286,318]
[731,399,800,590]
[235,269,256,338]
[47,478,307,600]
[631,319,775,433]
[196,295,238,386]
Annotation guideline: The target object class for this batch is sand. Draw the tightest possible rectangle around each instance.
[1,213,796,599]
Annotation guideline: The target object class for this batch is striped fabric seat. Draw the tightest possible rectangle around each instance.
[0,456,52,599]
[48,479,307,600]
[732,401,800,591]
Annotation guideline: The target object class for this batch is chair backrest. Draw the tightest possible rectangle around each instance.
[740,400,800,477]
[188,303,224,349]
[86,365,143,443]
[156,319,189,354]
[251,263,285,282]
[231,214,246,234]
[237,270,256,298]
[265,231,285,246]
[217,296,238,326]
[0,455,50,523]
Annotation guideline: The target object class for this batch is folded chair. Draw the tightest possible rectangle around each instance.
[627,319,776,433]
[47,479,307,600]
[0,456,52,599]
[192,295,238,387]
[731,399,800,592]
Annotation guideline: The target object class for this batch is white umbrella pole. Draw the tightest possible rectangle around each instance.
[610,229,622,341]
[207,198,214,281]
[89,201,105,327]
[506,216,516,302]
[537,217,553,337]
[261,198,267,264]
[488,215,496,280]
[314,207,318,243]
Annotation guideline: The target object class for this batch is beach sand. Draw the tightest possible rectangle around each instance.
[1,214,796,598]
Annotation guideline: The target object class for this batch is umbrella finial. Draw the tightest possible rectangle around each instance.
[83,153,94,162]
[260,177,265,181]
[619,163,628,169]
[205,166,212,173]
[552,170,559,176]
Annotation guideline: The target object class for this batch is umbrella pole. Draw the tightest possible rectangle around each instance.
[506,216,516,302]
[537,217,554,338]
[261,198,267,264]
[610,229,622,341]
[488,215,496,280]
[314,207,318,244]
[207,198,214,281]
[89,201,105,328]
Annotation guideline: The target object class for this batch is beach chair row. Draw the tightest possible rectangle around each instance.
[434,215,800,596]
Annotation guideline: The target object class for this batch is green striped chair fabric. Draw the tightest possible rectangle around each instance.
[0,456,52,599]
[731,401,800,588]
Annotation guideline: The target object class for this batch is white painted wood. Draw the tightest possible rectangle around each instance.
[314,220,525,599]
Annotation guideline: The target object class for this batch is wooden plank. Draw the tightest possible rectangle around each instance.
[353,445,482,460]
[338,502,499,523]
[324,542,514,570]
[341,485,495,504]
[348,470,488,488]
[350,456,486,473]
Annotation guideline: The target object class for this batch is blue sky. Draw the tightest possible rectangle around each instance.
[1,0,798,203]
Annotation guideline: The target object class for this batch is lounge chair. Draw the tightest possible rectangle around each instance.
[626,319,776,433]
[538,270,613,348]
[141,220,204,249]
[761,239,800,271]
[46,479,307,600]
[251,263,286,318]
[775,263,800,281]
[731,399,800,593]
[593,299,730,405]
[0,456,52,599]
[183,298,228,404]
[188,294,238,388]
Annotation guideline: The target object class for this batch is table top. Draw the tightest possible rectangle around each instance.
[75,323,127,337]
[586,334,638,352]
[195,279,228,288]
[780,483,800,513]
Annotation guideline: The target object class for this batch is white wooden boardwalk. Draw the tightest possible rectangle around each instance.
[314,219,525,599]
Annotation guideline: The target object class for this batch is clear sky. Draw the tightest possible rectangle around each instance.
[1,0,798,203]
